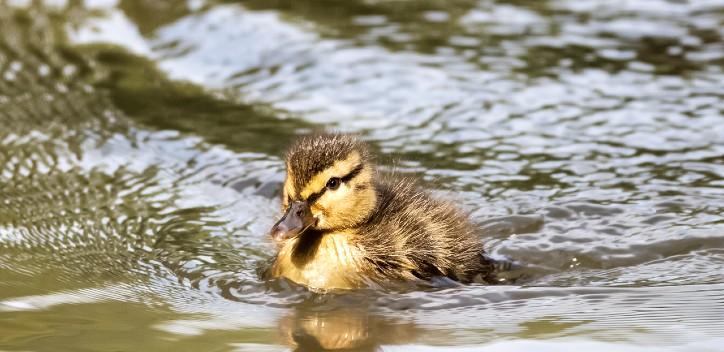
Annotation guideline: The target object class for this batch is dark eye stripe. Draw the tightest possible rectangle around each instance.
[305,164,364,205]
[307,189,325,204]
[341,164,364,183]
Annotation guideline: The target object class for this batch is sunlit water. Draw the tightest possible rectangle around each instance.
[1,1,723,351]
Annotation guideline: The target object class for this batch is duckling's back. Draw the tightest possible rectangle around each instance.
[355,178,495,284]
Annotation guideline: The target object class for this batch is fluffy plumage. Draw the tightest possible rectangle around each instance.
[266,134,494,290]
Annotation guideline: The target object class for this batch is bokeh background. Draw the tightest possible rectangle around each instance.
[1,0,723,351]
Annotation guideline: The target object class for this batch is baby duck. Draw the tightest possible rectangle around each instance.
[266,134,494,290]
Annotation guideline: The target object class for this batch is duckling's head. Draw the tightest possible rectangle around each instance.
[270,134,377,242]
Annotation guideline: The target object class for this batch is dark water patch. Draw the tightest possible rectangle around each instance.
[237,0,723,77]
[118,0,193,36]
[82,45,317,156]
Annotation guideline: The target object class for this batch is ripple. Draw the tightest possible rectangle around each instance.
[1,1,723,351]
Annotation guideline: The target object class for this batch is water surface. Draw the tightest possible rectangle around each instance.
[1,1,723,351]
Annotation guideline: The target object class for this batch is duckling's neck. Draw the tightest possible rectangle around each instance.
[271,229,366,290]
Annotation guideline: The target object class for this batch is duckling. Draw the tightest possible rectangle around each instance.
[266,134,494,290]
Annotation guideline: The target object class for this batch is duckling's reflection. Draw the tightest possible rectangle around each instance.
[278,308,419,352]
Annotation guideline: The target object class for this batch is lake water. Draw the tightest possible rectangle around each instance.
[1,0,723,351]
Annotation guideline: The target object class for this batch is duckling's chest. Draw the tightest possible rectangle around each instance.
[270,232,366,290]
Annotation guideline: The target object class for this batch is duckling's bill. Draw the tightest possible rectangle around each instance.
[270,200,317,242]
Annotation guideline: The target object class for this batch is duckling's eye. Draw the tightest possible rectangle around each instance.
[326,177,341,190]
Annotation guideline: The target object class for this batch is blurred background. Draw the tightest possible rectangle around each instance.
[0,0,723,351]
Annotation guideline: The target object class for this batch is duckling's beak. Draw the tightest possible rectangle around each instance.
[270,201,316,242]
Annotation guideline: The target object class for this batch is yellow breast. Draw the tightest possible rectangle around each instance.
[270,231,366,290]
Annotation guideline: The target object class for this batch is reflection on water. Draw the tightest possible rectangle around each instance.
[279,308,418,351]
[1,0,723,351]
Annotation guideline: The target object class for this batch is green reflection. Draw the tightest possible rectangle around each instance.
[82,45,317,155]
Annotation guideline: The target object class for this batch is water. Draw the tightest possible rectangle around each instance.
[1,0,723,351]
